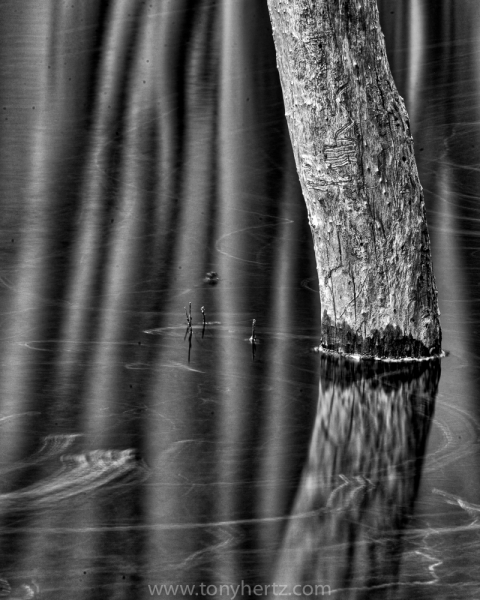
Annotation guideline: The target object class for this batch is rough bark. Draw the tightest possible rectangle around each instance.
[267,0,441,358]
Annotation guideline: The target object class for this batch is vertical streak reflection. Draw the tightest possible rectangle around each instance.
[256,143,320,578]
[55,0,143,376]
[430,166,470,354]
[406,0,425,127]
[0,2,54,467]
[272,356,439,598]
[144,0,223,591]
[214,0,261,584]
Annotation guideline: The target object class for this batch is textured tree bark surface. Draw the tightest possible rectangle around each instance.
[267,0,442,358]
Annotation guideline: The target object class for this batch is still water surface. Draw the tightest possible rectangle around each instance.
[0,1,479,598]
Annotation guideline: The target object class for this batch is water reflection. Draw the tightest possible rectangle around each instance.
[2,0,480,597]
[274,356,439,598]
[0,2,318,596]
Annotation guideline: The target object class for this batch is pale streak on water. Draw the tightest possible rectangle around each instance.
[405,0,424,126]
[0,0,478,598]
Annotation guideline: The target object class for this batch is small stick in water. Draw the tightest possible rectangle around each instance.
[249,319,256,343]
[184,304,193,340]
[184,304,193,329]
[250,319,257,360]
[201,306,206,338]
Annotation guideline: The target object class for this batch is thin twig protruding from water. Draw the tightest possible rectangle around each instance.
[250,319,257,360]
[201,306,206,339]
[184,304,193,340]
[250,319,256,343]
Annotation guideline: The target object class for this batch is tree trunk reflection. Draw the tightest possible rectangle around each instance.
[274,356,440,598]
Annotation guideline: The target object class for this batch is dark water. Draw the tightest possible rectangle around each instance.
[0,1,478,598]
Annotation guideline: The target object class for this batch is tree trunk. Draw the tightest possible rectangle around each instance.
[267,0,441,359]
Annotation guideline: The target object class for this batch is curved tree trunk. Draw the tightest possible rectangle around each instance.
[267,0,441,358]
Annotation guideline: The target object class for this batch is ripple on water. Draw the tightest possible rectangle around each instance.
[0,435,149,510]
